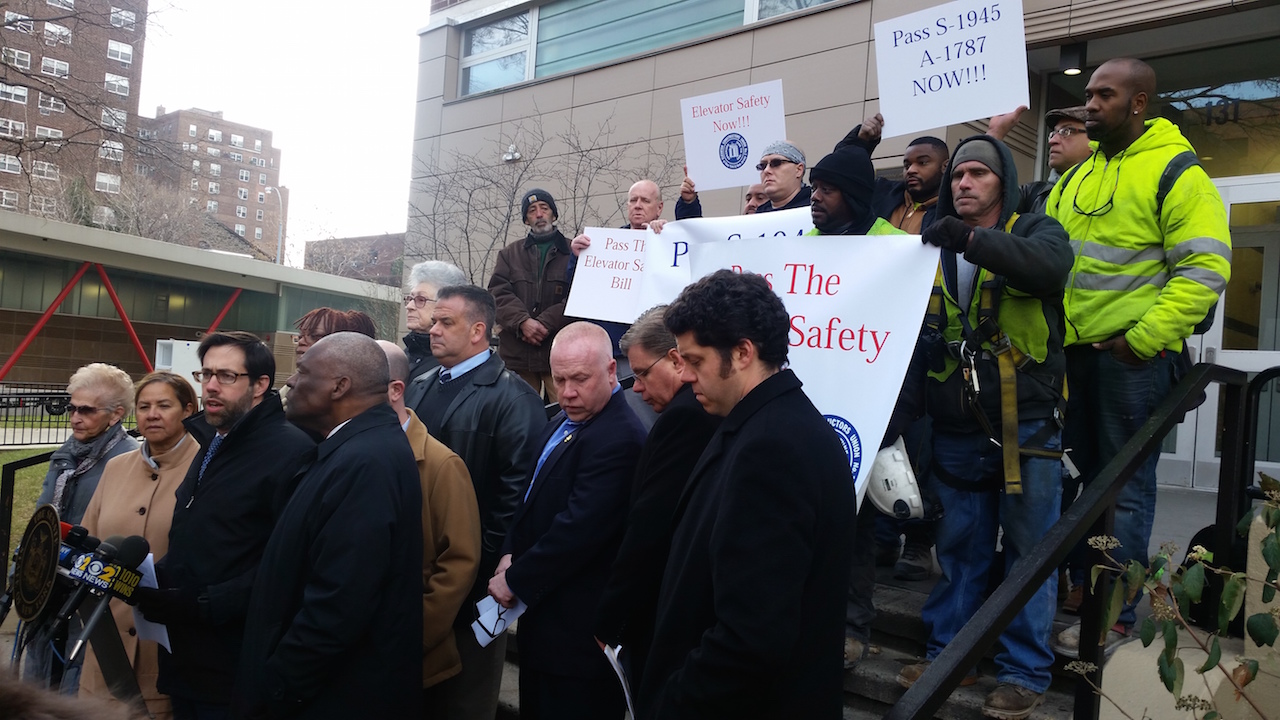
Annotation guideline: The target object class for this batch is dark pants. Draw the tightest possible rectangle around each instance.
[421,629,507,720]
[846,499,878,641]
[519,667,625,720]
[1063,345,1178,628]
[171,696,230,720]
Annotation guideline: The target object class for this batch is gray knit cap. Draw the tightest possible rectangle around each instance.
[760,141,806,167]
[952,141,1003,176]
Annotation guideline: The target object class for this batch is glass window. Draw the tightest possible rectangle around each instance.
[0,153,20,173]
[95,172,121,193]
[0,117,24,138]
[0,189,17,209]
[32,160,58,180]
[255,227,262,240]
[192,159,200,171]
[107,40,132,64]
[239,169,250,182]
[208,128,222,142]
[3,47,31,70]
[259,173,267,185]
[40,56,69,77]
[258,192,265,203]
[47,0,75,10]
[229,152,242,162]
[29,194,55,214]
[5,12,34,34]
[256,209,263,221]
[44,22,70,45]
[208,181,219,194]
[753,0,837,21]
[236,206,246,218]
[189,124,197,137]
[110,7,137,31]
[102,108,127,131]
[190,178,198,190]
[38,92,63,112]
[254,139,262,152]
[234,223,245,236]
[237,187,248,200]
[230,134,243,147]
[104,72,129,96]
[207,200,218,212]
[100,140,124,161]
[207,147,221,157]
[1,83,27,104]
[461,12,531,96]
[35,126,62,142]
[209,163,221,177]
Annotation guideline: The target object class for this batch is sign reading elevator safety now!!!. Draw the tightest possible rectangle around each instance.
[566,208,940,505]
[874,0,1029,139]
[679,79,787,192]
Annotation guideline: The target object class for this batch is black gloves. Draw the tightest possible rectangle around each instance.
[134,585,206,625]
[922,215,972,253]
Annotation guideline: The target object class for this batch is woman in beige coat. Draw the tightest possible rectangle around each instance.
[78,371,200,719]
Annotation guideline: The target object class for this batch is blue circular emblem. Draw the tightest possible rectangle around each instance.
[719,133,749,170]
[824,414,862,479]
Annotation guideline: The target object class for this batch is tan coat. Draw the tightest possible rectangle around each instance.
[78,434,200,718]
[406,409,482,687]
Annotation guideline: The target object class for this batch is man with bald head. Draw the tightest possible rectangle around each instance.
[488,322,646,720]
[236,333,424,718]
[1048,57,1230,657]
[378,340,482,705]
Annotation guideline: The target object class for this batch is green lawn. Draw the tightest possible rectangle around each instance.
[2,447,57,559]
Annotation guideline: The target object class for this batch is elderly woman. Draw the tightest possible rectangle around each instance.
[28,363,139,693]
[37,363,139,525]
[403,260,467,383]
[76,371,200,719]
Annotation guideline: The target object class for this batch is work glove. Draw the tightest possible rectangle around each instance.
[922,215,972,253]
[134,585,205,625]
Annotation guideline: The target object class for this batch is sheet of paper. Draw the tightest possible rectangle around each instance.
[131,554,170,653]
[602,644,635,718]
[564,227,650,324]
[470,595,527,648]
[873,0,1028,138]
[680,79,786,191]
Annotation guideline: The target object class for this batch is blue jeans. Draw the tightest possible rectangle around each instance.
[1063,346,1178,628]
[921,422,1061,694]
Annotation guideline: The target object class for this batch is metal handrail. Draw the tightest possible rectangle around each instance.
[886,362,1250,720]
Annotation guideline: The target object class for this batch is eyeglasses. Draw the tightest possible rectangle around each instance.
[292,331,326,345]
[67,404,107,416]
[632,355,665,381]
[475,604,514,639]
[403,294,436,308]
[756,158,795,171]
[1071,157,1123,218]
[1048,126,1085,140]
[192,369,252,385]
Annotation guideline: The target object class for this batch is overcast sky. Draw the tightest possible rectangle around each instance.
[138,1,431,265]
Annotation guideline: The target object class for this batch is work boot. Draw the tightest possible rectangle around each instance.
[894,541,933,581]
[982,683,1044,720]
[896,661,978,689]
[1051,621,1131,660]
[844,637,869,669]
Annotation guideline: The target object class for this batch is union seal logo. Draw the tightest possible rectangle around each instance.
[824,414,862,478]
[719,133,749,170]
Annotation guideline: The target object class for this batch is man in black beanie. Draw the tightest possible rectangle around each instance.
[805,145,888,236]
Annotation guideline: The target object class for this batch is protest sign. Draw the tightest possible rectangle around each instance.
[569,208,939,502]
[680,79,786,191]
[563,227,650,325]
[873,0,1028,139]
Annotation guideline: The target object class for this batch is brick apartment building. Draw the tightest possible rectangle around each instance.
[0,0,146,223]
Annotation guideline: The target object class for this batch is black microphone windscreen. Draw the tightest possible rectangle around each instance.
[115,536,151,570]
[80,534,102,552]
[97,535,126,561]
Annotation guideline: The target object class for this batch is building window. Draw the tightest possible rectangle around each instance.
[3,47,31,70]
[32,160,58,180]
[102,108,126,131]
[40,56,69,78]
[209,163,221,177]
[236,205,246,218]
[92,206,116,227]
[43,22,70,45]
[0,189,17,210]
[257,192,265,203]
[256,209,264,221]
[37,92,63,112]
[35,126,62,144]
[207,128,222,142]
[190,178,199,190]
[207,147,221,157]
[4,12,34,34]
[234,223,246,237]
[110,7,136,31]
[104,72,129,96]
[208,181,219,194]
[230,133,243,148]
[229,151,242,162]
[135,162,150,176]
[191,159,200,172]
[100,140,124,161]
[1,83,27,104]
[237,187,248,200]
[238,169,250,182]
[107,40,132,65]
[188,124,197,137]
[206,200,218,212]
[254,227,262,240]
[46,0,75,9]
[29,194,55,214]
[0,117,24,138]
[461,11,532,96]
[138,127,156,140]
[95,172,121,193]
[253,139,262,152]
[258,173,266,185]
[0,153,20,173]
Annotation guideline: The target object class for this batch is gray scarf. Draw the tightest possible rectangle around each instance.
[51,421,128,512]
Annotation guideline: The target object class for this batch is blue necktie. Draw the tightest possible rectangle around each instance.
[526,420,580,501]
[198,433,224,484]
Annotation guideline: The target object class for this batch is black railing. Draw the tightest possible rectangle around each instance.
[0,382,73,446]
[886,362,1250,720]
[1,449,56,563]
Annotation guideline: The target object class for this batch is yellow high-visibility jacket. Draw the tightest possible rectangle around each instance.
[1048,118,1231,359]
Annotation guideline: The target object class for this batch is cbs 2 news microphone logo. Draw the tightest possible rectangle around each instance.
[69,553,142,600]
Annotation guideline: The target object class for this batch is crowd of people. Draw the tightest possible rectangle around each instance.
[11,56,1231,720]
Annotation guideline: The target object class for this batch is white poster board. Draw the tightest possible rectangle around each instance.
[679,79,787,192]
[873,0,1028,139]
[567,208,939,502]
[563,228,650,325]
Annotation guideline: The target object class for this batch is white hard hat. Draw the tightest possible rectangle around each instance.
[866,436,924,520]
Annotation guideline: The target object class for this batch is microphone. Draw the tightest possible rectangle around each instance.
[68,535,150,663]
[50,535,123,635]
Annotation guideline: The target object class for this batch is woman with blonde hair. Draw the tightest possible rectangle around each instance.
[78,371,201,719]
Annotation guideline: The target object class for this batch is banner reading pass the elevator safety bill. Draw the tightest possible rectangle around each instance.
[567,207,940,503]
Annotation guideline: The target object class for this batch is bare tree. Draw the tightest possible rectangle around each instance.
[406,108,682,285]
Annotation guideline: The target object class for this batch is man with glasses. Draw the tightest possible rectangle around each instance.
[1046,57,1231,658]
[404,260,468,383]
[988,106,1093,213]
[754,140,812,213]
[137,331,314,720]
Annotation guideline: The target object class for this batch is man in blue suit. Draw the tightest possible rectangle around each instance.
[488,322,647,720]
